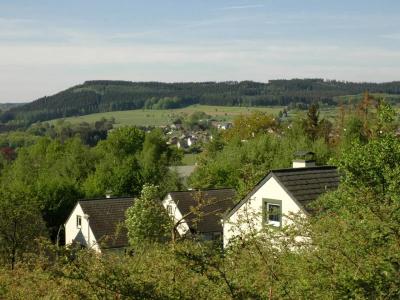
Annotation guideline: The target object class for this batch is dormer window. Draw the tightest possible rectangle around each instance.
[76,215,82,228]
[263,199,282,227]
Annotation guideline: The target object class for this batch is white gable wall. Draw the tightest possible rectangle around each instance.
[223,176,305,247]
[65,203,101,253]
[162,194,191,236]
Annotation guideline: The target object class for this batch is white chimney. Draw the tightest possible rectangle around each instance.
[293,151,316,168]
[292,159,316,168]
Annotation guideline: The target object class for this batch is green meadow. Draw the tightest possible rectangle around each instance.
[49,105,286,127]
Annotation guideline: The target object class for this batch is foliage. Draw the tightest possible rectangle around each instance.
[27,118,114,146]
[189,118,332,198]
[1,100,400,299]
[125,185,171,247]
[223,111,278,140]
[2,137,95,240]
[83,127,181,198]
[0,182,46,269]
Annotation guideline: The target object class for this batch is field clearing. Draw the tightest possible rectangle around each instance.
[49,105,286,127]
[182,153,199,166]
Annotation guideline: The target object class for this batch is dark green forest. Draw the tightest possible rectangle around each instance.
[2,79,400,126]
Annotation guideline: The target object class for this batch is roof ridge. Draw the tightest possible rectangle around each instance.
[78,196,134,202]
[169,188,235,193]
[271,166,337,173]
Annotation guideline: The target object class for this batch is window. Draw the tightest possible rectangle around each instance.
[167,205,173,215]
[76,215,82,228]
[263,199,282,227]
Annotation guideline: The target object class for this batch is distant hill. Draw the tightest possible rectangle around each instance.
[1,79,400,125]
[0,103,25,111]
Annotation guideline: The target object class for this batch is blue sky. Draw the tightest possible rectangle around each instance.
[1,0,400,102]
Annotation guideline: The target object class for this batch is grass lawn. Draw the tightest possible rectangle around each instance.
[182,153,199,166]
[49,105,286,127]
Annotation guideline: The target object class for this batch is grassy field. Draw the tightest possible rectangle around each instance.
[182,153,199,166]
[49,105,286,127]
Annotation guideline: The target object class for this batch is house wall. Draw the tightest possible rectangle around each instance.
[162,194,190,236]
[65,203,101,252]
[223,176,304,248]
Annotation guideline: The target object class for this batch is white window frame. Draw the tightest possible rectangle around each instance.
[263,199,282,227]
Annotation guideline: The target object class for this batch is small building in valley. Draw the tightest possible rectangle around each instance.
[163,189,236,242]
[223,156,339,247]
[65,197,133,252]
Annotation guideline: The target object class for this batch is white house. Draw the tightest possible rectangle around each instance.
[217,122,233,130]
[223,158,339,247]
[162,189,236,242]
[65,197,134,253]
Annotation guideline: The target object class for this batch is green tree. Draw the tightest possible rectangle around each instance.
[303,103,320,140]
[139,129,174,184]
[299,121,400,297]
[3,137,94,239]
[125,185,171,247]
[0,183,46,269]
[83,127,145,197]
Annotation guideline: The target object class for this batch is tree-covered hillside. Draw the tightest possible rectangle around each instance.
[0,103,24,112]
[2,79,400,125]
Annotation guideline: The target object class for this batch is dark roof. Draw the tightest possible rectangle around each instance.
[227,166,339,218]
[272,166,339,211]
[78,197,134,249]
[169,189,236,233]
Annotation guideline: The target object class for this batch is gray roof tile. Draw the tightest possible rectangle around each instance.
[226,166,339,218]
[169,189,236,233]
[272,166,339,212]
[79,197,134,249]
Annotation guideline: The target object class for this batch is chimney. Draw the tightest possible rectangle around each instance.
[292,151,316,168]
[105,190,112,199]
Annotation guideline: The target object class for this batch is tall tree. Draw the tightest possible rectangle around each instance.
[3,137,95,240]
[83,127,145,197]
[125,185,171,247]
[0,183,46,269]
[303,103,320,141]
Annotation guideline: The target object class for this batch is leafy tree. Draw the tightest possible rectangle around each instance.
[224,111,278,141]
[125,185,171,247]
[0,182,46,269]
[139,129,181,183]
[288,109,400,297]
[3,138,95,240]
[83,127,145,197]
[84,127,180,198]
[305,103,319,138]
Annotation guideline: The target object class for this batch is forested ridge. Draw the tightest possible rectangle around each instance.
[2,79,400,125]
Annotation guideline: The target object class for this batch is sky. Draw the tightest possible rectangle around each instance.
[0,0,400,102]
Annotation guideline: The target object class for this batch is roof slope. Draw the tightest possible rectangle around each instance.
[79,197,134,248]
[169,189,236,233]
[272,166,339,212]
[227,166,339,218]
